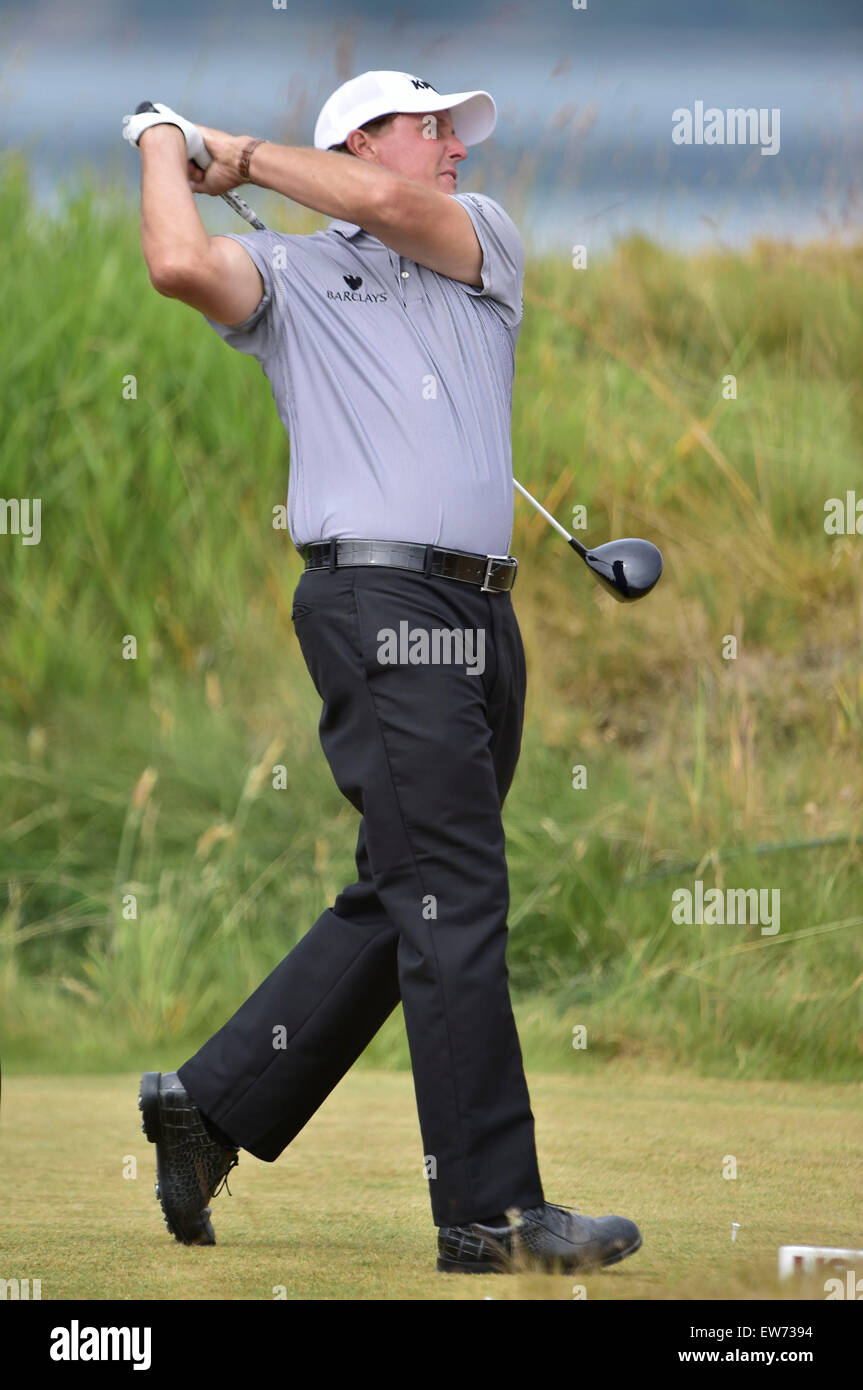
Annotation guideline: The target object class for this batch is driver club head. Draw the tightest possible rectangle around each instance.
[571,537,663,602]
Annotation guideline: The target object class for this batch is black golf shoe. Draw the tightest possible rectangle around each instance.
[437,1201,642,1274]
[139,1071,239,1246]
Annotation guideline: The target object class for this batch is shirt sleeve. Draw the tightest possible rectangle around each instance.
[201,229,284,358]
[451,192,525,329]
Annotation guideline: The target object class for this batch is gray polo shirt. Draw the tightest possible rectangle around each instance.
[203,192,524,556]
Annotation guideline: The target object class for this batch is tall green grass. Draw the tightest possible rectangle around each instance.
[1,155,861,1078]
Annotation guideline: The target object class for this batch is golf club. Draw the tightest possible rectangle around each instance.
[513,480,662,602]
[135,100,663,602]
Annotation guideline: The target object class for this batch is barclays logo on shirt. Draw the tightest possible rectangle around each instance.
[326,274,388,304]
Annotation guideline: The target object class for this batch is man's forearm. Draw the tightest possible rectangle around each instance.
[135,120,408,273]
[245,141,407,224]
[139,125,210,278]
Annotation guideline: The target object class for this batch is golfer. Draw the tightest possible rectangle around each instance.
[127,70,641,1275]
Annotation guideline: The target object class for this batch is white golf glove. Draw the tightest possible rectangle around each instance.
[122,102,212,168]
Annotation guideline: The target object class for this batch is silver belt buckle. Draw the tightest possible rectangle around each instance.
[481,553,515,592]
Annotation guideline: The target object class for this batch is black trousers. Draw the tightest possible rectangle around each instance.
[178,562,545,1227]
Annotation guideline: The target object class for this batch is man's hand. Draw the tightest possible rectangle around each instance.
[184,124,251,197]
[128,104,252,198]
[124,102,211,166]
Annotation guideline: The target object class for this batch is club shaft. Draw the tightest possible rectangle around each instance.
[514,475,584,541]
[221,190,267,230]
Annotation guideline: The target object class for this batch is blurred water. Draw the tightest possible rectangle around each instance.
[1,5,860,253]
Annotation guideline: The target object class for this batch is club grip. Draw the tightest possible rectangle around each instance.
[135,100,265,228]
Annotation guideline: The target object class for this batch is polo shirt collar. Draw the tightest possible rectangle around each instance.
[328,218,364,238]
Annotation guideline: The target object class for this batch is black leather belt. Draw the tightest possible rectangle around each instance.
[302,539,518,594]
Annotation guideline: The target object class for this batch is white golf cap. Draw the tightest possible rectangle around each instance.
[314,70,497,150]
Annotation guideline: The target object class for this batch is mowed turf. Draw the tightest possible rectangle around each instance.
[1,1066,860,1301]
